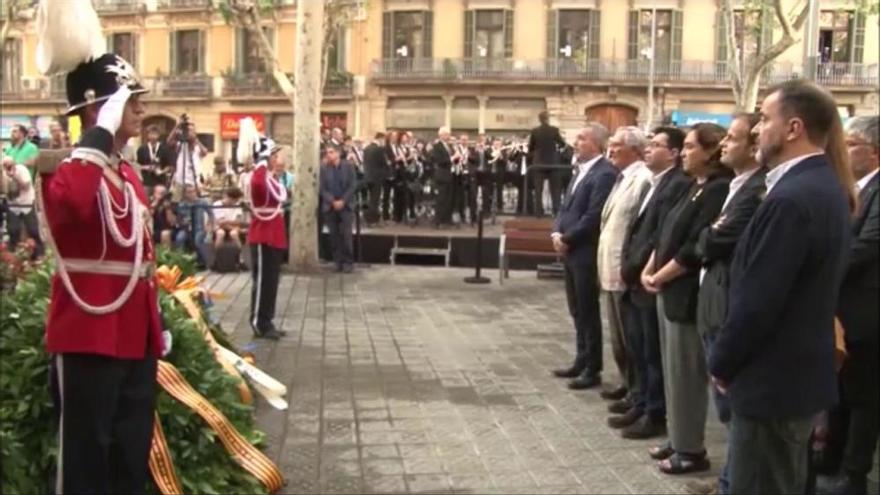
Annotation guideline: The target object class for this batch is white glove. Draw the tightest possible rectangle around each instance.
[96,85,133,136]
[161,330,173,357]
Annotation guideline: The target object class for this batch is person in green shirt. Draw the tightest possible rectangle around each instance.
[3,124,40,179]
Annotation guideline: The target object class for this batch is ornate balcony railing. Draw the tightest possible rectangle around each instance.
[157,0,211,9]
[155,74,213,98]
[94,0,144,13]
[372,58,879,88]
[223,72,284,97]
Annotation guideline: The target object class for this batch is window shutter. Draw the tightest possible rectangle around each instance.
[627,10,639,60]
[198,30,205,74]
[671,10,683,62]
[236,28,245,72]
[715,7,728,73]
[546,9,558,59]
[131,34,138,70]
[504,9,514,58]
[382,11,393,59]
[852,10,865,64]
[170,31,178,75]
[338,27,348,71]
[423,10,433,58]
[588,10,600,60]
[464,10,474,58]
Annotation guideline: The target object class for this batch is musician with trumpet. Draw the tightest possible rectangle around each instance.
[452,134,477,225]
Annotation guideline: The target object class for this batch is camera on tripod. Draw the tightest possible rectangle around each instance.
[177,113,191,141]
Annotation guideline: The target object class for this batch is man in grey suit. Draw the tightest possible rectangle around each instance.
[598,126,652,426]
[320,147,357,273]
[550,123,619,390]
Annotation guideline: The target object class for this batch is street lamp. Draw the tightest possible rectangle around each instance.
[645,6,657,132]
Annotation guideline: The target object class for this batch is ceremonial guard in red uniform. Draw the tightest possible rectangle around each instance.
[238,119,288,339]
[35,1,165,492]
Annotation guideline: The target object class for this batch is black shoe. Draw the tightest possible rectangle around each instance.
[552,365,584,379]
[568,373,601,390]
[823,475,867,495]
[608,397,632,415]
[621,415,667,440]
[608,408,643,429]
[600,384,628,401]
[343,264,354,273]
[256,329,283,340]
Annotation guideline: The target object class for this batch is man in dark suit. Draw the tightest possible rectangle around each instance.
[528,111,567,216]
[320,146,358,273]
[431,127,455,227]
[136,124,171,190]
[825,116,879,495]
[689,113,766,495]
[550,123,618,390]
[709,80,854,495]
[617,126,691,439]
[362,132,388,226]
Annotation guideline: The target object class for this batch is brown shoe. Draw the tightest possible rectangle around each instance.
[600,384,627,401]
[607,397,632,415]
[607,408,643,429]
[684,479,718,495]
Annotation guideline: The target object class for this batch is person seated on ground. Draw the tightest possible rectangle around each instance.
[150,184,177,248]
[174,184,213,267]
[213,187,245,250]
[206,156,235,202]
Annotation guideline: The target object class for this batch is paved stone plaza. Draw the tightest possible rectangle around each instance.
[205,265,729,494]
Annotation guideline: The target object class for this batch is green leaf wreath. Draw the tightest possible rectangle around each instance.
[0,248,270,494]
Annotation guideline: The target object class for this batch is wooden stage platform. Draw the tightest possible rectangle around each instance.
[321,216,555,270]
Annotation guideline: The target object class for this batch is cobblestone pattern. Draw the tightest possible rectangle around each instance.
[206,266,736,494]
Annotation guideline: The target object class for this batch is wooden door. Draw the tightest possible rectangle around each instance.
[585,104,638,134]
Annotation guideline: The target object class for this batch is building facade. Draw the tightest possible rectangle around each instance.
[2,0,878,164]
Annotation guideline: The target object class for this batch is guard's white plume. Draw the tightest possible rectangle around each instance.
[36,0,106,76]
[236,118,260,166]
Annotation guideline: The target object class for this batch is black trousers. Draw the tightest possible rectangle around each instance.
[381,181,393,221]
[324,209,354,267]
[532,170,563,216]
[366,182,382,224]
[250,243,283,334]
[434,180,453,225]
[7,208,44,257]
[563,260,603,376]
[840,338,879,480]
[52,353,158,495]
[728,413,813,495]
[392,183,407,223]
[452,175,467,223]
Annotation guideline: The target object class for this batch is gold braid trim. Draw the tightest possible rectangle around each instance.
[156,360,285,493]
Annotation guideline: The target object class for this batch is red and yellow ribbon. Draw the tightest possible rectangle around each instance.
[156,360,285,493]
[148,411,183,495]
[156,266,252,404]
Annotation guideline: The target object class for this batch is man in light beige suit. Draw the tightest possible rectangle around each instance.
[596,126,652,426]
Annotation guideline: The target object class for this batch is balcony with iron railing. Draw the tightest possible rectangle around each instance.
[221,70,353,98]
[157,0,211,10]
[154,74,213,98]
[372,58,879,88]
[94,0,145,13]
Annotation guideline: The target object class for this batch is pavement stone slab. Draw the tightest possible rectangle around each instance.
[208,266,731,494]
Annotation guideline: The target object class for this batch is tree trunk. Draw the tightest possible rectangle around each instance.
[289,0,324,272]
[740,70,762,113]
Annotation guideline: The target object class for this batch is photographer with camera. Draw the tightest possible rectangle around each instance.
[2,154,43,258]
[168,114,207,201]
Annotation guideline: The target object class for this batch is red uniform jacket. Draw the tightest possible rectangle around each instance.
[247,165,287,249]
[41,153,163,359]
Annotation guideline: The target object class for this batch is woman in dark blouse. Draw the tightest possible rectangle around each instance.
[641,123,733,474]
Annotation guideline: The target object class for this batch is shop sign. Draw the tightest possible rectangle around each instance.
[670,111,733,128]
[220,112,266,139]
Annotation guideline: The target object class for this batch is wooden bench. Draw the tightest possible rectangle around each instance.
[498,218,559,284]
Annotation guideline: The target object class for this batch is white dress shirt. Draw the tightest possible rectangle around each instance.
[721,167,761,211]
[764,152,823,194]
[638,164,675,217]
[856,168,878,192]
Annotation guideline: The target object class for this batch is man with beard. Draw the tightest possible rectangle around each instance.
[709,81,856,495]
